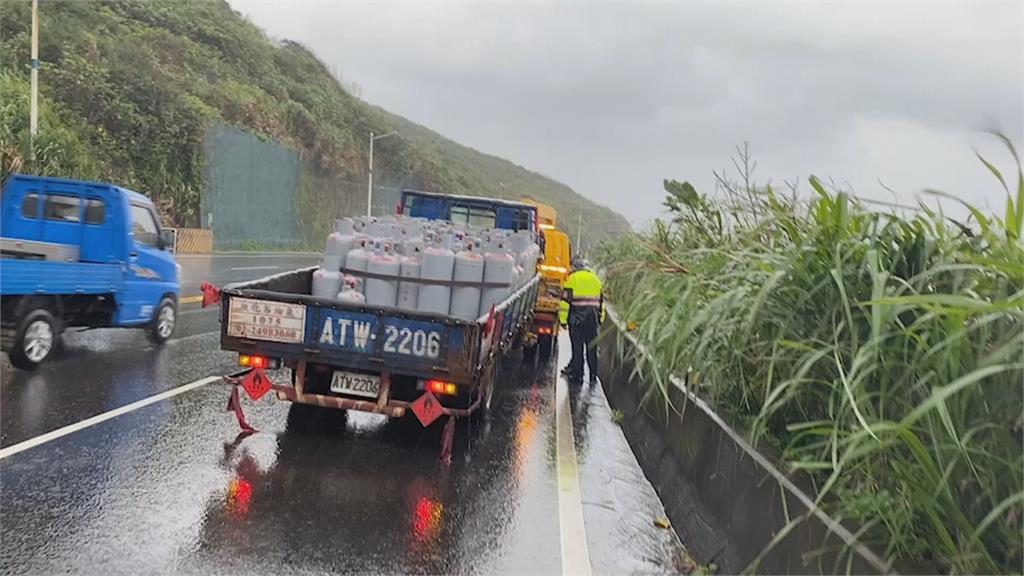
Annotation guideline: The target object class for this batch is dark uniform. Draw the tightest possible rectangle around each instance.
[558,264,604,382]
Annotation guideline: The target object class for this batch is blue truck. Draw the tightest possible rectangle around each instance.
[217,191,540,430]
[1,175,180,369]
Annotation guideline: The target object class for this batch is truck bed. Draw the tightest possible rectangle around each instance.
[0,258,121,296]
[220,267,539,386]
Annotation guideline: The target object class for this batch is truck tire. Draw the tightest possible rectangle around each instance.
[147,297,177,345]
[538,334,554,360]
[10,308,57,370]
[522,341,537,363]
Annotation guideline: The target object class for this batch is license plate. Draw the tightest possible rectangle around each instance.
[330,371,381,399]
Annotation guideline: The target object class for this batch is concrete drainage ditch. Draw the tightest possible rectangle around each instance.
[597,309,891,575]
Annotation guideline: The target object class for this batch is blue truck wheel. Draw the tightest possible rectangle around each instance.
[10,308,57,370]
[146,297,177,345]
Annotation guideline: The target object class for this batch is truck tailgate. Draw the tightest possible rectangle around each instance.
[221,292,477,383]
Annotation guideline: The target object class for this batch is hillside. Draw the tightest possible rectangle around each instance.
[0,0,629,244]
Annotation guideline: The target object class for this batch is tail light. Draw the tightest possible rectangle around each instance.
[420,379,458,395]
[537,326,553,335]
[239,354,281,370]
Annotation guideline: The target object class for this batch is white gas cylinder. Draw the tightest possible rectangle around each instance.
[479,244,516,316]
[366,243,401,307]
[397,249,423,311]
[312,267,342,299]
[326,219,356,270]
[337,288,366,304]
[345,240,371,273]
[417,239,455,315]
[450,245,485,320]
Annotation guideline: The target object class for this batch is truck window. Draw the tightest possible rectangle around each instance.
[21,193,40,218]
[130,204,160,246]
[44,194,81,222]
[84,199,106,225]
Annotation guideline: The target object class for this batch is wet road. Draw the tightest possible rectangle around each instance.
[1,253,685,574]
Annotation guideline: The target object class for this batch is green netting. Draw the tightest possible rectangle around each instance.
[202,123,301,249]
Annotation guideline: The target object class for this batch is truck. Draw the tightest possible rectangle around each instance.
[520,199,571,360]
[214,191,540,445]
[1,174,180,369]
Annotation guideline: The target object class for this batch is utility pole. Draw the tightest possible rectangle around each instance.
[29,0,39,165]
[366,131,398,218]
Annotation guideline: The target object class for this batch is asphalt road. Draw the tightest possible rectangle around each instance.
[0,253,686,575]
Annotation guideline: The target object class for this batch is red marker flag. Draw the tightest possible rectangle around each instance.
[200,282,221,307]
[241,368,272,401]
[410,391,445,427]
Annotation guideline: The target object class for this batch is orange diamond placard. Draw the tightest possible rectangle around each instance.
[410,391,445,427]
[241,368,272,401]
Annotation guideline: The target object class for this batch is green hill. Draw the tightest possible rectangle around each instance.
[0,0,629,244]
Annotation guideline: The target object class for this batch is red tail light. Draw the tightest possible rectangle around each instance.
[537,326,553,335]
[239,354,280,369]
[426,379,457,395]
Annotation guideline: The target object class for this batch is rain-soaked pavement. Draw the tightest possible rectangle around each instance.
[1,253,686,575]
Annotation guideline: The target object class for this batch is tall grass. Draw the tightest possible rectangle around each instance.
[599,136,1023,574]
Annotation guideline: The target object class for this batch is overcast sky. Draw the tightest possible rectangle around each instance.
[230,1,1022,227]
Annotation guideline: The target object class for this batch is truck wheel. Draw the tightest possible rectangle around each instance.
[10,309,57,370]
[147,297,177,345]
[522,342,537,363]
[538,334,554,360]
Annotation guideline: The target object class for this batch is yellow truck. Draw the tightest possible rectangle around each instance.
[522,200,571,360]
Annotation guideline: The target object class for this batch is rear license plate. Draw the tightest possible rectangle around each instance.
[330,371,381,399]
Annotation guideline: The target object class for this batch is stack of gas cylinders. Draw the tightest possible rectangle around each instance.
[311,216,540,320]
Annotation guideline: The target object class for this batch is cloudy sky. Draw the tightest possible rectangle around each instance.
[230,1,1022,227]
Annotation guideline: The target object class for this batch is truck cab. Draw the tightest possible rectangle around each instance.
[399,189,539,233]
[1,174,180,369]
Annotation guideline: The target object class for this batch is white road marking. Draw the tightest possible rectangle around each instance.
[556,369,593,575]
[0,376,221,460]
[229,265,280,271]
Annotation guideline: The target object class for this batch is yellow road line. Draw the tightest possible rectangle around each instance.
[556,372,593,575]
[179,295,203,304]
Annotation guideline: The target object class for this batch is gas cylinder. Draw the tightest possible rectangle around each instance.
[326,218,356,270]
[479,244,516,316]
[450,244,485,320]
[397,248,422,311]
[366,243,401,307]
[343,275,364,293]
[337,287,366,304]
[312,266,342,299]
[345,240,371,273]
[417,237,455,315]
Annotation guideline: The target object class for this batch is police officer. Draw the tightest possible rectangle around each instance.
[559,257,604,383]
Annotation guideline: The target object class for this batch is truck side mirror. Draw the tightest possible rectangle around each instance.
[159,229,176,252]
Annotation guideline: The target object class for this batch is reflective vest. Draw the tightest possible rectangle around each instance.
[559,269,604,324]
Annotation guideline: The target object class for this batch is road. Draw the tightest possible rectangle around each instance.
[0,253,686,575]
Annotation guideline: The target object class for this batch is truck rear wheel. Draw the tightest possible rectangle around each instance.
[147,297,177,344]
[538,334,554,360]
[10,309,57,370]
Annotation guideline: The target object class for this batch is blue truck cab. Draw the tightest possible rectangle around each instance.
[1,174,180,369]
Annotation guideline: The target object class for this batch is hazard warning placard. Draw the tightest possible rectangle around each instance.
[410,391,445,427]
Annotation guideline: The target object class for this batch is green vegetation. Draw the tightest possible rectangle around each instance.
[0,0,628,239]
[610,408,625,424]
[599,136,1023,573]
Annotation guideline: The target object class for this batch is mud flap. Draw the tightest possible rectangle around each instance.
[226,384,257,433]
[440,415,456,465]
